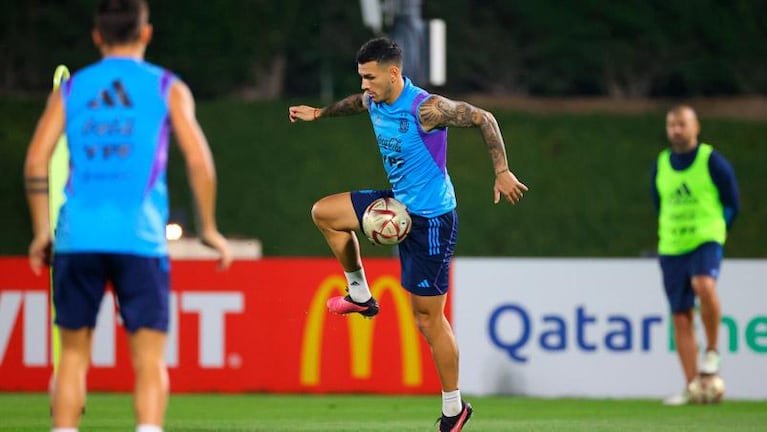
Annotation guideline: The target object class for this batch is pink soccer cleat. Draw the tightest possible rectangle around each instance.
[326,295,379,317]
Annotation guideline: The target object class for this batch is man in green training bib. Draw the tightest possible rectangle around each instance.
[651,105,740,405]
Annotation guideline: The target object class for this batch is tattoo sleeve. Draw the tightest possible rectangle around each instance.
[319,94,367,118]
[419,96,509,172]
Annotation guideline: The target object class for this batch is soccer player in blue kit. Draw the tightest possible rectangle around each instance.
[24,1,231,431]
[289,37,527,431]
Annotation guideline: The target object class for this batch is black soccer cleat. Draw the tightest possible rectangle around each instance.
[438,400,473,431]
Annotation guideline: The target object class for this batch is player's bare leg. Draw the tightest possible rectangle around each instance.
[410,293,472,430]
[410,293,459,390]
[692,275,721,374]
[311,192,362,272]
[129,328,168,427]
[692,276,720,352]
[663,310,698,405]
[672,310,698,383]
[51,327,92,428]
[312,192,378,316]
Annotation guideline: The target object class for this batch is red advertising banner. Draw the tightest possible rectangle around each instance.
[0,257,447,393]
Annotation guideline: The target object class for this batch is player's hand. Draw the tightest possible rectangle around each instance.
[494,169,528,204]
[200,229,233,271]
[288,105,320,123]
[28,233,52,276]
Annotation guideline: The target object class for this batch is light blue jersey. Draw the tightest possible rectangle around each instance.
[367,77,456,217]
[57,57,176,255]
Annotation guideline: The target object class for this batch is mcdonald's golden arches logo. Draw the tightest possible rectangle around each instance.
[300,275,422,386]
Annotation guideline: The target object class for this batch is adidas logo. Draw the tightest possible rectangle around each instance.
[675,182,692,198]
[88,80,133,109]
[671,182,698,204]
[417,280,430,288]
[350,281,360,286]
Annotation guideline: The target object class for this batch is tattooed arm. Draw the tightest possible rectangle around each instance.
[418,95,528,204]
[288,92,369,123]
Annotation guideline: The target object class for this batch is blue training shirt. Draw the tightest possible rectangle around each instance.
[367,77,457,217]
[56,57,176,255]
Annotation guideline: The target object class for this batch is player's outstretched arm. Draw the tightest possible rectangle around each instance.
[288,93,368,123]
[418,95,528,204]
[24,89,64,274]
[168,80,232,270]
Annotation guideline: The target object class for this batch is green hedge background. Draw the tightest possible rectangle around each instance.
[2,98,764,257]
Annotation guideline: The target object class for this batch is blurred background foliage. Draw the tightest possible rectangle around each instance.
[2,0,766,99]
[1,0,764,258]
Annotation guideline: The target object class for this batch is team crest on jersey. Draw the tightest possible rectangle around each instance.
[399,117,409,133]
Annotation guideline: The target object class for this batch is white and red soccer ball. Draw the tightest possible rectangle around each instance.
[361,197,412,246]
[688,374,726,404]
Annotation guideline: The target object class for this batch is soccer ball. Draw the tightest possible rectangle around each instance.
[361,197,412,246]
[688,374,725,404]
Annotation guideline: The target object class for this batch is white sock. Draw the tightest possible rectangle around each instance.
[345,268,372,302]
[52,428,78,432]
[136,425,163,432]
[442,389,462,417]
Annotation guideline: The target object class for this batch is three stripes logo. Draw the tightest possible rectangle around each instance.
[427,218,441,256]
[675,182,692,198]
[88,80,133,109]
[671,182,697,204]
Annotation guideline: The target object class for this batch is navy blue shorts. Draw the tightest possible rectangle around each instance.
[52,253,170,332]
[351,190,458,296]
[659,242,723,313]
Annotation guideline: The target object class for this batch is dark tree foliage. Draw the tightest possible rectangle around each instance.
[2,0,766,98]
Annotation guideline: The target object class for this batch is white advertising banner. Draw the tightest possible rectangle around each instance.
[453,258,767,399]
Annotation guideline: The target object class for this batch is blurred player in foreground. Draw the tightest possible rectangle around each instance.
[24,1,231,430]
[289,37,527,430]
[652,105,739,405]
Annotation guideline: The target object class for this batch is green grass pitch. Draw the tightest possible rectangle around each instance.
[1,393,766,431]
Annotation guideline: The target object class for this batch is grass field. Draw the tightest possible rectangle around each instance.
[1,393,766,431]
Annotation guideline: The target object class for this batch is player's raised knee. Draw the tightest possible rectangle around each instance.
[310,200,327,227]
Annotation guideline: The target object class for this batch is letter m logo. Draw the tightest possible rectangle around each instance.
[300,275,423,387]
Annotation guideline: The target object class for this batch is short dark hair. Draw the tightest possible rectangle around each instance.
[356,37,402,67]
[95,0,148,45]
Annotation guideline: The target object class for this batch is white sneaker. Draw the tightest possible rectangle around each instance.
[700,350,720,375]
[663,390,691,406]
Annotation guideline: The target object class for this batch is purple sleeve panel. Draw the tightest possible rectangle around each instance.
[412,92,448,173]
[160,70,176,100]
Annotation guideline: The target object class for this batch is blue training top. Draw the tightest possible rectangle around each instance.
[650,144,740,229]
[56,57,176,256]
[367,77,457,217]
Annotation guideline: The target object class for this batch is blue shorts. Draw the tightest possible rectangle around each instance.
[52,253,170,332]
[659,242,723,313]
[351,190,458,296]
